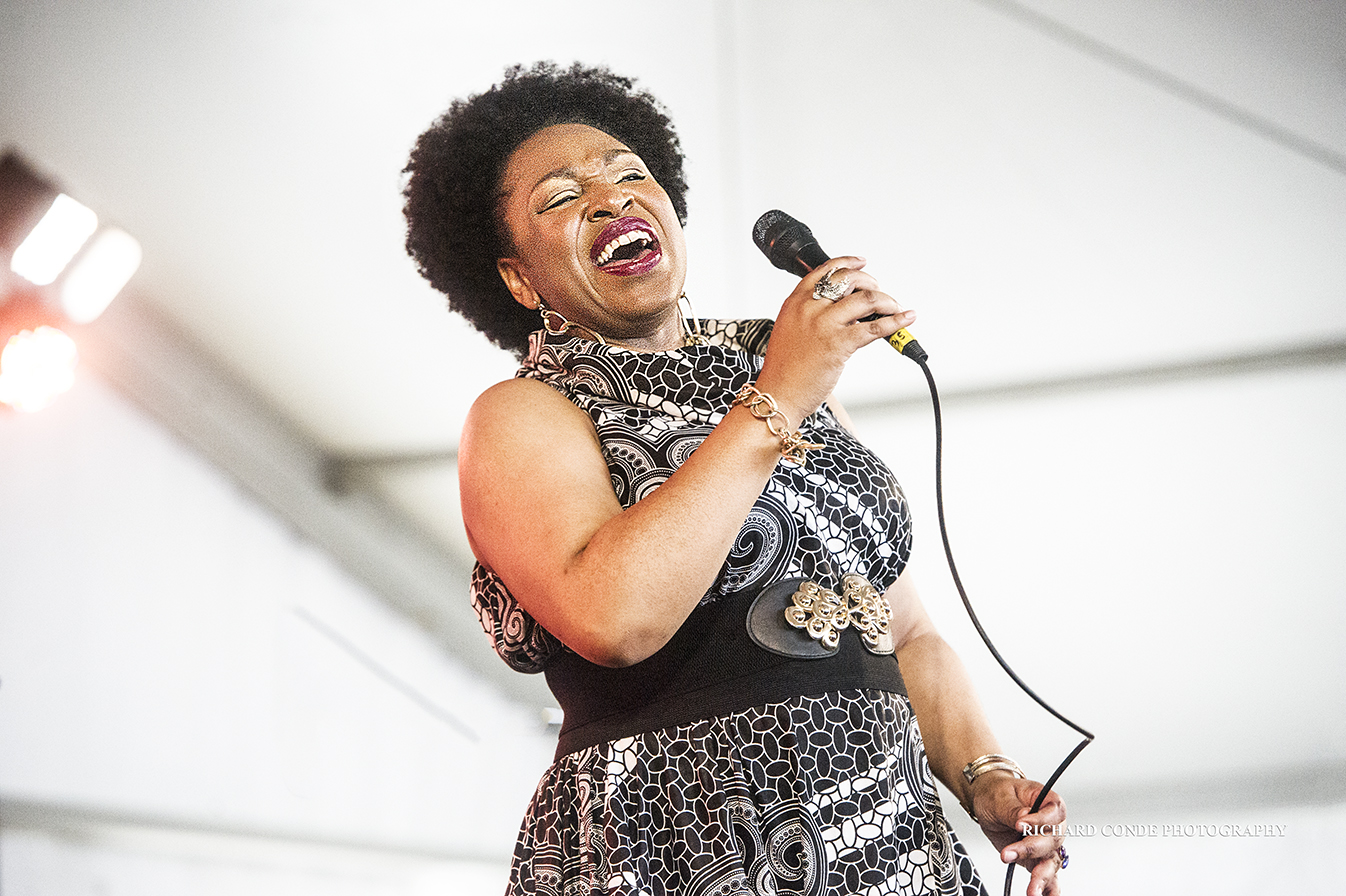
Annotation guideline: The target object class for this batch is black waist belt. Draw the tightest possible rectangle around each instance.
[545,578,907,759]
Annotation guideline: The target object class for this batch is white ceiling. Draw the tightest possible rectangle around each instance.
[3,0,1341,455]
[3,0,1344,800]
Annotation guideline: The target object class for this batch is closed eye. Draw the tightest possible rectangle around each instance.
[618,170,646,183]
[541,192,577,211]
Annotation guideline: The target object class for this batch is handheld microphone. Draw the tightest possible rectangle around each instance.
[752,210,927,363]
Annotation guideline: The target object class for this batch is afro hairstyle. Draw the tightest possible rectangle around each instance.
[402,61,689,358]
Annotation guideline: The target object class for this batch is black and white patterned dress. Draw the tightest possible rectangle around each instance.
[472,320,986,896]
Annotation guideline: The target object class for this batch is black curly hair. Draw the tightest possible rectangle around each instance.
[402,62,689,358]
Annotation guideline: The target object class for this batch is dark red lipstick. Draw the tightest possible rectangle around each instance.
[590,216,662,276]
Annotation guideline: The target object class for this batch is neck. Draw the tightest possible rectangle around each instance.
[539,294,694,352]
[608,315,688,352]
[570,303,687,352]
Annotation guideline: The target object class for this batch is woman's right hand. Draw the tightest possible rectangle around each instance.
[754,256,913,426]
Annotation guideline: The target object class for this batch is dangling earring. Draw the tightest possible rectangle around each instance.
[679,292,708,346]
[537,298,608,345]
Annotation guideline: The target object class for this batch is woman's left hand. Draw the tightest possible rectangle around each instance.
[969,773,1069,896]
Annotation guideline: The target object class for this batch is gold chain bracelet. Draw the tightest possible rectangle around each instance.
[732,384,824,467]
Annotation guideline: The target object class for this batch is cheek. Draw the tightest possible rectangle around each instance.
[537,217,586,262]
[514,225,587,290]
[526,229,573,269]
[648,189,680,227]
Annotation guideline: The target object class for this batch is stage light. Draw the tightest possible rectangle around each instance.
[0,149,142,411]
[0,324,79,412]
[3,149,140,323]
[61,227,142,324]
[10,193,99,286]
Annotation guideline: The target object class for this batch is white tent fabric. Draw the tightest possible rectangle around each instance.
[2,1,1343,893]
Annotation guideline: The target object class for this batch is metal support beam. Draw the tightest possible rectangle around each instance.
[846,337,1346,418]
[971,0,1346,177]
[0,794,505,865]
[73,293,551,709]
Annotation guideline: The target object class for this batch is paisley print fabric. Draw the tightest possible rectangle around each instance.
[471,321,985,895]
[473,319,913,673]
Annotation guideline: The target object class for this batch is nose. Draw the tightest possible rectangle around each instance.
[587,182,634,221]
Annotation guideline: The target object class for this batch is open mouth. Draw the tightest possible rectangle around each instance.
[590,216,662,275]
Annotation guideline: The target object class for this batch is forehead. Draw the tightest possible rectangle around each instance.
[501,123,636,194]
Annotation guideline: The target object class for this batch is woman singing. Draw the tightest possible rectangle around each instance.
[403,62,1067,896]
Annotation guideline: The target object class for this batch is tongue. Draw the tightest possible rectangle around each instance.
[606,240,649,264]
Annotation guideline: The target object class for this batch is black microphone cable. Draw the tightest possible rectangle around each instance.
[912,351,1093,896]
[753,210,1094,896]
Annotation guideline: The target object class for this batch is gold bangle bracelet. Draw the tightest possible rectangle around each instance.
[960,753,1025,824]
[962,753,1025,786]
[963,748,1022,817]
[732,384,823,467]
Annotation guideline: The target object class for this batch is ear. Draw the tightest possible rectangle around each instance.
[497,258,540,310]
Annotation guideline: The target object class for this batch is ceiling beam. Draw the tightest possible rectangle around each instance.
[971,0,1346,177]
[847,336,1346,417]
[73,292,552,709]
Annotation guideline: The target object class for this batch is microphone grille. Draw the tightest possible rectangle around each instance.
[752,209,823,276]
[752,209,794,253]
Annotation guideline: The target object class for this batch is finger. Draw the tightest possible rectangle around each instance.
[853,307,915,337]
[1027,850,1066,896]
[817,255,867,276]
[826,269,880,297]
[1028,863,1061,896]
[999,781,1064,825]
[801,256,868,289]
[1016,791,1068,828]
[815,302,911,350]
[829,289,910,327]
[1000,832,1062,866]
[807,268,877,303]
[832,312,911,351]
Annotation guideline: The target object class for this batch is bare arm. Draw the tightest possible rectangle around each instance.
[460,257,910,667]
[889,572,1068,896]
[824,394,857,435]
[460,376,788,666]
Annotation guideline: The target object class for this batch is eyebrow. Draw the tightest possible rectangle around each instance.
[529,148,642,194]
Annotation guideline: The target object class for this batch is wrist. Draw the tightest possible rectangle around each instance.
[959,753,1024,824]
[731,383,823,467]
[751,360,828,427]
[962,769,1017,824]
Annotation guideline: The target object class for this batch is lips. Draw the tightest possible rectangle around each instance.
[589,216,662,276]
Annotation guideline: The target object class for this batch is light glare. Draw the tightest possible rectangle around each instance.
[0,326,79,412]
[10,193,98,286]
[60,228,142,323]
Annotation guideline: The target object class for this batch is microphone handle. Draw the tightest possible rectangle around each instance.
[787,240,830,276]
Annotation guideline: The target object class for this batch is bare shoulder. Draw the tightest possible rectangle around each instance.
[461,378,599,463]
[468,376,585,421]
[458,376,620,595]
[458,377,611,526]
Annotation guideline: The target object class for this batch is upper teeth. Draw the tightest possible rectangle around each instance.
[596,229,653,266]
